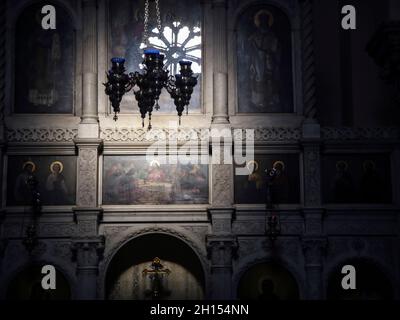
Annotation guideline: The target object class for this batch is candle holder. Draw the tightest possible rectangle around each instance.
[104,50,198,130]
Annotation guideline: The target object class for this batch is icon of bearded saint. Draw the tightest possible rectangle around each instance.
[248,10,282,112]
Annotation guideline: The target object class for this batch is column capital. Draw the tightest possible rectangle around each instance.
[206,235,238,267]
[71,236,105,267]
[301,236,327,266]
[73,208,103,236]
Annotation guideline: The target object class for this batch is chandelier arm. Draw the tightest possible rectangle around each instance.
[142,0,150,45]
[155,0,162,31]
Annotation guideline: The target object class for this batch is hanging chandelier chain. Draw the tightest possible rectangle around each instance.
[143,0,150,45]
[155,0,162,31]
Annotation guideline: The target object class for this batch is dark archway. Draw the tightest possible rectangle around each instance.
[327,258,393,300]
[238,262,299,300]
[7,265,71,300]
[105,233,205,300]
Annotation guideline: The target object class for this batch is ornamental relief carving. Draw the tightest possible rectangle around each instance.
[303,148,321,206]
[77,148,98,207]
[101,127,303,143]
[322,127,400,140]
[38,223,76,237]
[212,164,233,206]
[6,128,78,142]
[232,221,265,234]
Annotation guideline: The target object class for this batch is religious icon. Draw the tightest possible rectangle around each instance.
[248,10,281,112]
[46,161,69,205]
[102,156,208,204]
[244,160,264,203]
[142,257,171,300]
[15,3,74,113]
[332,160,355,202]
[361,160,384,203]
[237,5,293,113]
[270,160,290,203]
[14,161,36,204]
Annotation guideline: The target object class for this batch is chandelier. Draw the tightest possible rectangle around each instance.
[104,0,198,130]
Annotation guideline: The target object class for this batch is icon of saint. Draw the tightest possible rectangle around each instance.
[46,161,68,204]
[14,161,36,204]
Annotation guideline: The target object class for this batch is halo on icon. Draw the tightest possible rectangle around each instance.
[254,10,274,28]
[363,160,376,172]
[336,160,349,171]
[273,160,285,171]
[22,161,36,172]
[50,161,64,173]
[246,160,259,173]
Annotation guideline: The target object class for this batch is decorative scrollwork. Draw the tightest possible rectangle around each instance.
[6,128,78,142]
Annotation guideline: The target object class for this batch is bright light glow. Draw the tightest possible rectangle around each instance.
[140,21,202,75]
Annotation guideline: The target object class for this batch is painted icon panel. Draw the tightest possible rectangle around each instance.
[103,156,208,204]
[7,156,77,206]
[237,5,294,113]
[14,3,74,114]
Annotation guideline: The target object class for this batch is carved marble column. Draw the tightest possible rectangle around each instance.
[211,163,233,207]
[300,0,317,123]
[302,237,326,299]
[207,208,236,299]
[79,0,99,138]
[302,140,322,208]
[74,139,102,235]
[211,0,229,125]
[72,236,104,299]
[207,235,237,299]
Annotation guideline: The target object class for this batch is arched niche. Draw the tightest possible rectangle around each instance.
[14,1,75,114]
[237,262,299,300]
[6,265,71,300]
[327,258,393,300]
[235,3,294,114]
[105,233,205,300]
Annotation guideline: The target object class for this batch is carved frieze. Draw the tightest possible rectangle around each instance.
[6,128,78,142]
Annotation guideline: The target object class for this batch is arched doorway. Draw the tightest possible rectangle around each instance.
[7,265,71,300]
[105,233,205,300]
[327,258,393,300]
[237,262,299,300]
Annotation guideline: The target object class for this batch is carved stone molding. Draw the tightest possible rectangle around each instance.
[321,127,400,140]
[101,127,210,142]
[212,164,233,206]
[73,208,103,236]
[101,127,302,143]
[6,128,78,142]
[233,128,301,141]
[76,148,98,207]
[102,226,208,271]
